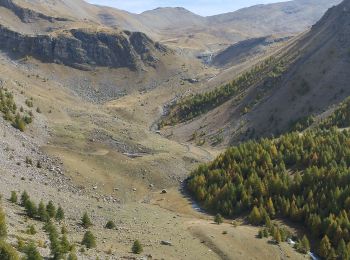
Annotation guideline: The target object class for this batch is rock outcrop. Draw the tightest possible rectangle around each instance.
[0,25,166,70]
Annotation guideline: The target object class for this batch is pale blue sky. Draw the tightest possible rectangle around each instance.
[86,0,289,16]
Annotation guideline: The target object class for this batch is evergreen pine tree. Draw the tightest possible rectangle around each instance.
[10,191,17,204]
[81,212,92,228]
[25,200,37,218]
[46,201,56,219]
[25,242,43,260]
[38,201,48,222]
[319,235,332,259]
[337,239,349,260]
[60,234,70,254]
[298,235,310,254]
[81,231,96,249]
[249,206,262,225]
[55,206,64,222]
[273,229,282,244]
[21,191,29,206]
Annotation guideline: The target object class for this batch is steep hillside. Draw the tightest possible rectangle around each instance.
[162,0,350,146]
[212,36,291,68]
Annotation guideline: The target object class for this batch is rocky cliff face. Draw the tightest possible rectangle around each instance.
[0,0,167,70]
[0,25,166,70]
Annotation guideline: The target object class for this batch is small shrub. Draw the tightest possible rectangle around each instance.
[36,161,42,169]
[25,157,32,165]
[105,220,116,230]
[214,213,223,225]
[132,240,143,254]
[26,225,37,235]
[25,99,33,108]
[12,114,26,132]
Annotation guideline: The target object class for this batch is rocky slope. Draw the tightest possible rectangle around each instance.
[0,0,168,70]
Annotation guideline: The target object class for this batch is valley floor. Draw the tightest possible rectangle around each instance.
[0,52,307,259]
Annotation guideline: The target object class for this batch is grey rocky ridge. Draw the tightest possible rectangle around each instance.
[0,25,167,69]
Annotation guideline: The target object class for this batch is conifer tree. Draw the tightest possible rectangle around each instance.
[46,201,56,219]
[319,235,332,259]
[81,212,92,228]
[25,200,37,218]
[10,191,17,204]
[81,231,96,249]
[249,206,262,225]
[337,239,349,260]
[38,201,48,222]
[21,191,29,206]
[60,234,70,254]
[25,242,43,260]
[0,205,7,239]
[55,206,64,222]
[297,235,310,254]
[273,229,282,244]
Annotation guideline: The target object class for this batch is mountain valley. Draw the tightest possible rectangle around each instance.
[0,0,349,259]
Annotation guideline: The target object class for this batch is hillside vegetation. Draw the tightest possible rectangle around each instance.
[160,55,290,127]
[187,126,350,258]
[0,88,33,131]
